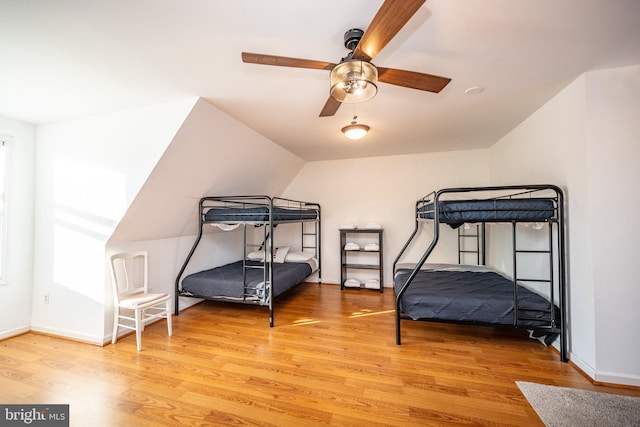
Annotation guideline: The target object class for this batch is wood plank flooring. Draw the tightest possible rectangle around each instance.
[2,283,638,426]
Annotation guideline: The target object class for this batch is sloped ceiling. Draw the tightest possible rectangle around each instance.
[1,1,640,161]
[108,98,306,243]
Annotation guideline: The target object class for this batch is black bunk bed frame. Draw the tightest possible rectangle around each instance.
[393,184,568,362]
[174,195,321,327]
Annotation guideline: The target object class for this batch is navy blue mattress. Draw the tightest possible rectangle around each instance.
[394,267,558,329]
[181,260,312,302]
[204,206,318,222]
[418,198,555,227]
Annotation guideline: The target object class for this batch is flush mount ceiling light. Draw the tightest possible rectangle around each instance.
[330,60,378,104]
[342,115,370,140]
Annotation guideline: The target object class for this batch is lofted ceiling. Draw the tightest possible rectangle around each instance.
[1,0,639,161]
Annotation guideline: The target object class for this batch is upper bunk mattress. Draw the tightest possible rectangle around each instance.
[418,198,555,225]
[204,206,318,223]
[181,260,313,301]
[394,267,557,328]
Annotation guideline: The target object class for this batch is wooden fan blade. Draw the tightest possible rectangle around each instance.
[242,52,335,70]
[377,67,451,93]
[352,0,426,62]
[319,96,342,117]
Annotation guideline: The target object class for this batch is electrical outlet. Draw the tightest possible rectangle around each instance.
[44,294,49,304]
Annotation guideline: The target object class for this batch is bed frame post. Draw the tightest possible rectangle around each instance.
[317,206,322,284]
[393,200,421,344]
[174,197,206,315]
[481,223,486,265]
[547,221,555,333]
[556,188,568,362]
[396,192,442,345]
[512,221,518,326]
[268,197,275,327]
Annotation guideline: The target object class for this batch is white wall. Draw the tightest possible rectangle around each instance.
[490,65,640,386]
[0,116,35,339]
[32,98,196,343]
[283,149,491,286]
[489,74,594,368]
[584,65,640,385]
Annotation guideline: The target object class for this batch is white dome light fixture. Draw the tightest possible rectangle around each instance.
[342,115,370,140]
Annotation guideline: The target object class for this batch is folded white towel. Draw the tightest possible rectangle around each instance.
[344,242,360,251]
[364,279,380,289]
[364,223,382,229]
[363,243,379,251]
[344,279,361,288]
[340,224,358,229]
[212,223,240,231]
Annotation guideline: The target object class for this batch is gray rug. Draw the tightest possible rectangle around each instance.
[517,381,640,427]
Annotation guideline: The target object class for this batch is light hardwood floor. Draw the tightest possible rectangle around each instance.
[2,283,638,426]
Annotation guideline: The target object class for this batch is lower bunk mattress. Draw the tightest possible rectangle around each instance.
[394,264,559,332]
[181,260,313,302]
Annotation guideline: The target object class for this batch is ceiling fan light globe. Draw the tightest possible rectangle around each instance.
[342,124,370,140]
[330,60,378,103]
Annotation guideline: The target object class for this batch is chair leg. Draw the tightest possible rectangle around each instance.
[135,308,143,352]
[165,300,173,337]
[112,308,120,345]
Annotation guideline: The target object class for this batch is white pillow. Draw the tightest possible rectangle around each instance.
[246,250,264,261]
[272,246,290,263]
[247,246,290,263]
[285,251,315,263]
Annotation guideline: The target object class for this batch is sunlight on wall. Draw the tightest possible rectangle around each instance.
[53,158,126,302]
[0,139,5,280]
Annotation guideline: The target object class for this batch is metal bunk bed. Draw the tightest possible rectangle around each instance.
[393,185,568,362]
[175,195,321,327]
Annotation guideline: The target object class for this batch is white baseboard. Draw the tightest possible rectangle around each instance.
[0,325,30,341]
[595,370,640,387]
[30,325,104,346]
[570,351,597,380]
[570,352,640,387]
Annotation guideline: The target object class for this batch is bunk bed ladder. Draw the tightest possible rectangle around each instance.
[301,218,322,283]
[457,224,484,265]
[512,221,555,329]
[241,223,268,302]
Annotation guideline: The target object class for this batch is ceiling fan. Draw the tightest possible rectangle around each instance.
[241,0,451,117]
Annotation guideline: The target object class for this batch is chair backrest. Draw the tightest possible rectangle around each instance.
[110,251,149,303]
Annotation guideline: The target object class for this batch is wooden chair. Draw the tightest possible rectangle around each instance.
[110,251,172,351]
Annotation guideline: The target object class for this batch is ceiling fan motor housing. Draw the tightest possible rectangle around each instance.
[344,28,364,51]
